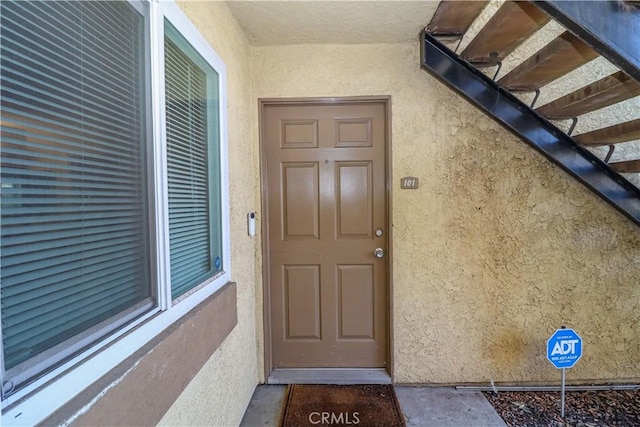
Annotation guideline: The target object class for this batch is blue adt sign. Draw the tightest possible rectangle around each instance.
[547,328,582,369]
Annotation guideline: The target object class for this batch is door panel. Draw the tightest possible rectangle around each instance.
[265,102,388,368]
[335,119,372,147]
[338,264,375,340]
[282,120,318,148]
[284,265,321,340]
[282,162,319,239]
[336,161,373,238]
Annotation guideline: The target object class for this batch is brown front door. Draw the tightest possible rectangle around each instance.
[263,100,388,369]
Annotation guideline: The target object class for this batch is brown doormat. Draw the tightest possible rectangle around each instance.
[281,384,405,427]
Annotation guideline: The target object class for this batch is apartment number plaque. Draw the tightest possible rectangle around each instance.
[401,177,419,189]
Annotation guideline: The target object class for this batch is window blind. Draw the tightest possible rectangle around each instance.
[0,0,152,374]
[165,26,222,299]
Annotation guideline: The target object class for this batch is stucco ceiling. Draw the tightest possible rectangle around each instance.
[225,1,441,46]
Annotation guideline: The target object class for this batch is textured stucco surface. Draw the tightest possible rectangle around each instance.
[226,1,439,46]
[158,2,260,426]
[252,41,640,385]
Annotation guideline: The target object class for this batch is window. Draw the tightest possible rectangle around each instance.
[1,0,153,388]
[0,0,229,420]
[165,22,223,299]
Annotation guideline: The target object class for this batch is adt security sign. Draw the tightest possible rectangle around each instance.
[547,328,582,369]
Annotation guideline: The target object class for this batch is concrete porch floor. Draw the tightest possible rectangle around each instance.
[240,385,507,426]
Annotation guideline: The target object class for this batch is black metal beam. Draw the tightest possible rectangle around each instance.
[421,32,640,227]
[534,1,640,82]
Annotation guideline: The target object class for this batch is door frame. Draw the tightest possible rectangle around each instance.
[258,96,394,381]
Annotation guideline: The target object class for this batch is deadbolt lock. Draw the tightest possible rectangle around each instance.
[374,248,385,258]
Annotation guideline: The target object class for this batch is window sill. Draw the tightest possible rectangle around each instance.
[2,282,237,426]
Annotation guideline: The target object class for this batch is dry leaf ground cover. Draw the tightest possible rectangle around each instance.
[483,389,640,426]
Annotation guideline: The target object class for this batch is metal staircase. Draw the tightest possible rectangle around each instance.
[421,0,640,226]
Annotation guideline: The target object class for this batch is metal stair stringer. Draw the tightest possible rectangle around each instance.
[534,0,640,82]
[420,31,640,227]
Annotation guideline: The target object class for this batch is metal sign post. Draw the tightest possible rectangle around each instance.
[561,368,565,417]
[547,328,582,418]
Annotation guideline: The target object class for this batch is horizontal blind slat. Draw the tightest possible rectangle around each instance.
[3,4,141,84]
[1,112,143,153]
[2,243,144,283]
[4,265,144,315]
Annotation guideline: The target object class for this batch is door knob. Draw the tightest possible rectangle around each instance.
[374,248,385,258]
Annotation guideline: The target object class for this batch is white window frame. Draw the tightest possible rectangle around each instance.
[0,1,230,424]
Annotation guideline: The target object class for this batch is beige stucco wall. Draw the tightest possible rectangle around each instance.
[252,41,640,385]
[157,5,640,422]
[158,2,260,426]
